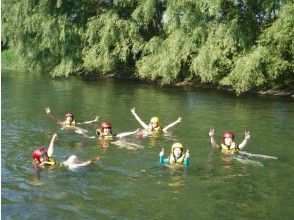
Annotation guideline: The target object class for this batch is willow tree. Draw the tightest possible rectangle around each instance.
[136,0,293,92]
[136,0,207,84]
[2,0,293,94]
[82,6,143,74]
[221,3,294,93]
[2,0,106,76]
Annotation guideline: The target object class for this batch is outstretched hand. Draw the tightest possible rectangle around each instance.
[159,148,164,157]
[131,107,136,114]
[131,108,135,114]
[185,150,190,158]
[45,107,51,114]
[177,117,182,123]
[52,133,57,140]
[94,115,99,122]
[209,128,215,137]
[244,131,250,140]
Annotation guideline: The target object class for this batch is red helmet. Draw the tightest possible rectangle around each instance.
[65,112,74,119]
[222,131,234,140]
[100,121,112,131]
[32,147,47,162]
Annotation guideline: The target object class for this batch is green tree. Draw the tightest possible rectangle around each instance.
[221,3,294,93]
[2,0,293,94]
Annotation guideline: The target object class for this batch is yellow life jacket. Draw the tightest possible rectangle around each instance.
[96,129,114,141]
[62,120,76,126]
[221,142,239,155]
[169,153,186,164]
[100,134,114,141]
[42,157,58,167]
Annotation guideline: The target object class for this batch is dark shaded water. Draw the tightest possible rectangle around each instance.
[2,70,294,219]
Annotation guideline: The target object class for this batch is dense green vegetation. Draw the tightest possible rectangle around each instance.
[2,0,293,94]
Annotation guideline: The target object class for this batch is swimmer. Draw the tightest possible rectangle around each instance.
[95,121,139,141]
[131,107,182,135]
[209,128,250,154]
[45,107,99,135]
[32,133,100,170]
[159,143,190,166]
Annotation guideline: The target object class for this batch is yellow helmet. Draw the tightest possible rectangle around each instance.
[150,117,160,124]
[171,143,184,151]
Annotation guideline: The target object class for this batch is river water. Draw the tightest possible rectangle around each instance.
[2,69,294,219]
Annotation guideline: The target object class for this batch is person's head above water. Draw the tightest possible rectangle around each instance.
[222,131,235,146]
[171,142,184,158]
[64,112,74,122]
[32,147,48,163]
[100,121,112,134]
[150,117,160,128]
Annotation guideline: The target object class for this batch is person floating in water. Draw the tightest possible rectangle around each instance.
[209,128,250,154]
[96,121,139,141]
[131,107,182,135]
[95,121,142,150]
[32,133,100,170]
[159,143,190,166]
[45,107,99,135]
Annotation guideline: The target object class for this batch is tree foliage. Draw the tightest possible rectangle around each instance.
[2,0,293,93]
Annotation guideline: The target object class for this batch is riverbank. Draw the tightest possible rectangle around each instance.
[2,49,293,98]
[79,72,294,98]
[175,78,294,98]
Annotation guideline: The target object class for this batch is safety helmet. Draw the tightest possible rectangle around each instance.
[171,143,184,152]
[65,112,74,119]
[222,131,234,140]
[150,117,160,124]
[100,121,112,131]
[32,147,47,162]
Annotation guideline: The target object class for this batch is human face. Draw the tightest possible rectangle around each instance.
[103,127,111,135]
[173,147,183,158]
[224,137,233,146]
[150,122,158,129]
[39,153,49,163]
[65,116,73,123]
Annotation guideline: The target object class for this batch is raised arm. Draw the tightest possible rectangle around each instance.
[47,133,57,157]
[116,128,140,138]
[77,115,99,125]
[159,148,166,164]
[209,128,219,148]
[184,150,190,166]
[162,117,182,132]
[131,108,148,129]
[238,131,250,150]
[45,107,62,125]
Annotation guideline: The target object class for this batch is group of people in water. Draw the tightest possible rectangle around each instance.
[32,107,251,171]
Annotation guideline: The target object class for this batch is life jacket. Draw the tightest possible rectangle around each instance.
[221,142,239,154]
[169,153,186,164]
[62,120,76,126]
[42,157,58,167]
[96,129,114,141]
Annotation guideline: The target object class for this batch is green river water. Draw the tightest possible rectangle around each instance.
[2,69,294,219]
